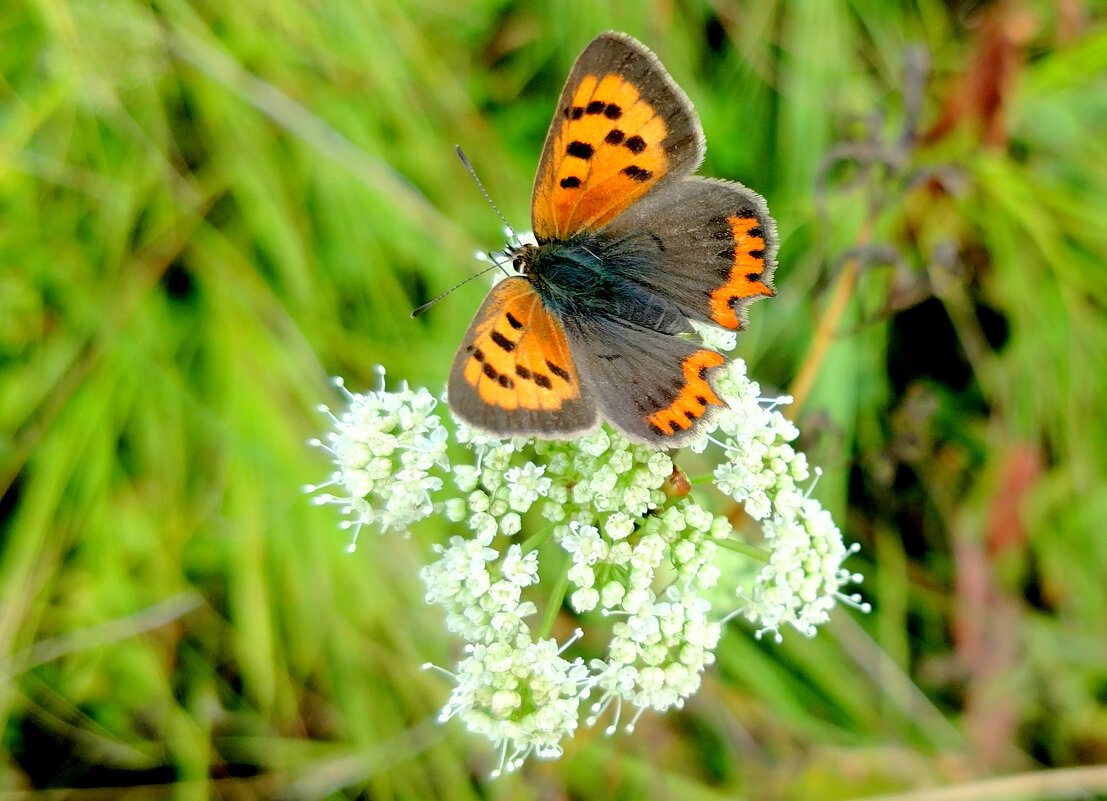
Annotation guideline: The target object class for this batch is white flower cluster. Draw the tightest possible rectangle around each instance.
[310,360,865,776]
[421,531,539,643]
[746,499,865,638]
[706,360,870,640]
[708,359,808,520]
[307,372,449,548]
[431,630,591,777]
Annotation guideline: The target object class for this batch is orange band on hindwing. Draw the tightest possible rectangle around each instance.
[647,350,725,436]
[709,215,774,329]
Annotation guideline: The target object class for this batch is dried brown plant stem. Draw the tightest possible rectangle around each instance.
[787,218,874,417]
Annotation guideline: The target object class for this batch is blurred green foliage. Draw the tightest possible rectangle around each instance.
[3,0,1107,798]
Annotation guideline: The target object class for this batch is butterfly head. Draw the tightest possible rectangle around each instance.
[505,241,540,275]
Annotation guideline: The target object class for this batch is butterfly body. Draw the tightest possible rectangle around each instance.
[448,32,778,449]
[511,234,688,336]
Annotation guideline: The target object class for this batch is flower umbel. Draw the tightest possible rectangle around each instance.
[430,629,591,777]
[310,361,866,775]
[308,370,448,548]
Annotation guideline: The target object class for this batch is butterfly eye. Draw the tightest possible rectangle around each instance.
[510,243,537,272]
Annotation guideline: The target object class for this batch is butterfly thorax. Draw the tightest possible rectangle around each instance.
[507,233,690,336]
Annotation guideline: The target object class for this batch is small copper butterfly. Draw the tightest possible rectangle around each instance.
[448,32,778,449]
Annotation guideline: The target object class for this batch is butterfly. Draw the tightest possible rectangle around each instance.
[448,32,778,449]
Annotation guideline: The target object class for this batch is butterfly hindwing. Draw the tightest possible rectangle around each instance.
[563,315,727,448]
[448,277,599,438]
[604,176,778,331]
[531,32,706,241]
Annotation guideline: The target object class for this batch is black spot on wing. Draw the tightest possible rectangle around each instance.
[604,103,622,119]
[604,129,625,145]
[515,363,554,389]
[586,100,605,114]
[477,353,515,389]
[547,360,571,381]
[566,141,594,160]
[505,312,523,330]
[490,330,516,352]
[624,135,646,154]
[560,176,581,189]
[622,165,652,182]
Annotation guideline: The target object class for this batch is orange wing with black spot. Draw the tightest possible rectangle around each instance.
[448,277,599,438]
[531,32,705,241]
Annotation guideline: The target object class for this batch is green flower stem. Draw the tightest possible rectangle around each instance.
[520,521,558,554]
[538,556,571,640]
[718,538,771,562]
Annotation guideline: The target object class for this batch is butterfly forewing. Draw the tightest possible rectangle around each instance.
[448,277,599,438]
[531,32,706,241]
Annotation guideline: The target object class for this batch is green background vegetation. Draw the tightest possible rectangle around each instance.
[3,0,1107,798]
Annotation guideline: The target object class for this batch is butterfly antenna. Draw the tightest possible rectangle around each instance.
[412,146,520,318]
[456,145,518,242]
[411,260,505,318]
